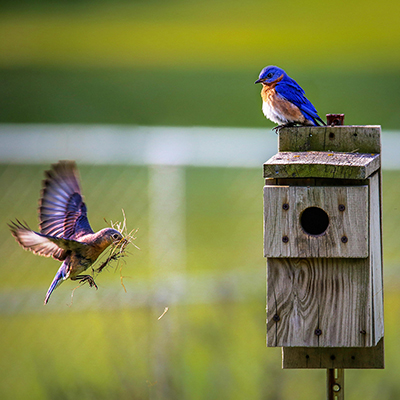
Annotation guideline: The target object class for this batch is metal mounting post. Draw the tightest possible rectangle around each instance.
[327,369,344,400]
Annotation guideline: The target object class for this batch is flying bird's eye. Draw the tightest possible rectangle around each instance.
[112,233,120,240]
[266,73,273,78]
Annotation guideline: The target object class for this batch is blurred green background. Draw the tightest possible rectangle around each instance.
[1,0,400,399]
[1,0,400,128]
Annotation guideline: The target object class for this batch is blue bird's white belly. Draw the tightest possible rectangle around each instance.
[262,100,289,125]
[261,86,310,125]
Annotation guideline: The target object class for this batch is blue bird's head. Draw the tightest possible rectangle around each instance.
[255,66,287,85]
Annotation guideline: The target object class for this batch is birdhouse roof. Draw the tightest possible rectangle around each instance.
[263,151,380,179]
[263,125,382,179]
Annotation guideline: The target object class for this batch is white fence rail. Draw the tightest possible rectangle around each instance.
[0,124,399,168]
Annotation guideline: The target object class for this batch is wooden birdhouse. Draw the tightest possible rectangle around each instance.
[263,125,384,370]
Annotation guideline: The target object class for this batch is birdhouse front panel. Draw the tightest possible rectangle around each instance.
[264,185,368,258]
[266,257,372,348]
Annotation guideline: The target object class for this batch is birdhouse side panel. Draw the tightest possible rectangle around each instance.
[369,172,384,344]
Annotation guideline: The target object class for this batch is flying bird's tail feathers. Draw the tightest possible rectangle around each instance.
[44,261,69,304]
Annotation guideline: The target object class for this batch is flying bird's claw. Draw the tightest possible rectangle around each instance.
[73,274,98,290]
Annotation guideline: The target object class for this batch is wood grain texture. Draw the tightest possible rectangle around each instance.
[264,185,368,258]
[267,258,371,347]
[278,126,381,154]
[263,151,380,180]
[282,338,384,369]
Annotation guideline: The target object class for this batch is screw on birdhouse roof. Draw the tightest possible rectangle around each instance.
[326,114,345,126]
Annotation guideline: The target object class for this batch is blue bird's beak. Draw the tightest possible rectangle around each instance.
[254,78,262,84]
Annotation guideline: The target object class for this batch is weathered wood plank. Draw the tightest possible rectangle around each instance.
[267,258,372,347]
[369,172,384,344]
[263,151,380,180]
[264,185,369,258]
[278,126,381,154]
[282,339,384,369]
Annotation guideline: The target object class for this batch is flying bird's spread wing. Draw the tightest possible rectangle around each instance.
[9,220,90,261]
[40,161,94,239]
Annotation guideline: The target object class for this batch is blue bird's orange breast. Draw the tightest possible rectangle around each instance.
[66,237,112,279]
[84,238,112,261]
[261,85,307,125]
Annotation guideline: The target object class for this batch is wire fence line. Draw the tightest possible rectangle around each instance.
[0,124,269,313]
[1,124,398,315]
[0,268,263,315]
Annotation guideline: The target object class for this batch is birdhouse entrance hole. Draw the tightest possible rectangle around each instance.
[300,207,329,236]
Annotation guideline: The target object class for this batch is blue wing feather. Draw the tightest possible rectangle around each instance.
[275,77,324,125]
[39,161,94,239]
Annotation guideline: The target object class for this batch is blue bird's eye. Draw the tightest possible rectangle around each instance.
[266,73,273,78]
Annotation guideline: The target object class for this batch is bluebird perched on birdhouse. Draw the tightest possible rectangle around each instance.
[255,66,325,130]
[9,161,124,304]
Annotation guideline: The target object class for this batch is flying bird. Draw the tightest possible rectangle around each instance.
[9,161,123,304]
[255,65,325,130]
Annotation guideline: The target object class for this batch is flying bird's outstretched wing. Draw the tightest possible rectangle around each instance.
[39,161,94,239]
[9,220,89,261]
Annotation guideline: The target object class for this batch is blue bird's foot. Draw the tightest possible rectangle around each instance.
[72,274,98,290]
[272,122,296,134]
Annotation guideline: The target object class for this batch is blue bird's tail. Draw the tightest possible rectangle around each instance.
[313,115,327,126]
[44,261,68,304]
[302,109,326,126]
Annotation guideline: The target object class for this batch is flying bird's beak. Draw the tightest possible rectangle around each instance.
[254,78,262,84]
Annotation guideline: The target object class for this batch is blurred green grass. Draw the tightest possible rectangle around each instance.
[1,67,400,129]
[1,164,400,399]
[1,0,400,129]
[1,0,400,70]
